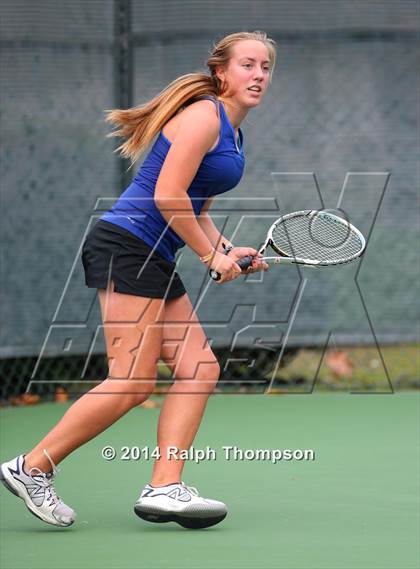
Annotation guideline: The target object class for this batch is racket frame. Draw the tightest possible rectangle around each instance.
[261,209,366,266]
[209,209,366,280]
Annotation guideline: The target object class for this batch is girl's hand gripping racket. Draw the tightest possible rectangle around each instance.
[210,209,366,281]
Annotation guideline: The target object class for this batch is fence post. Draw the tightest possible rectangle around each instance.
[113,0,133,193]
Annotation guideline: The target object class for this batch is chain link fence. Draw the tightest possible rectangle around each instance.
[1,1,418,399]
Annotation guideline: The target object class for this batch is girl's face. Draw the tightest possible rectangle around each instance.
[217,40,272,107]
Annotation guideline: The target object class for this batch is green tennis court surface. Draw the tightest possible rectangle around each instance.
[1,393,419,569]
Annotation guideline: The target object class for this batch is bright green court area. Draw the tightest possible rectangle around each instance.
[1,393,419,569]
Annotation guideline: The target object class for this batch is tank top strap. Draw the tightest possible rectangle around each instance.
[192,95,242,152]
[197,94,218,105]
[184,95,222,127]
[196,95,220,118]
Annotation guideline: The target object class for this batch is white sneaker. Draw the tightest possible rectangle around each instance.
[134,481,227,529]
[0,451,76,527]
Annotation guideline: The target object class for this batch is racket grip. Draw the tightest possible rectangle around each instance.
[236,255,254,270]
[209,255,255,281]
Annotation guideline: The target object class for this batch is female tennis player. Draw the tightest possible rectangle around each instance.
[1,31,275,529]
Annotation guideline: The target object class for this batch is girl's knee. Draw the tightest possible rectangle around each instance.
[178,361,220,393]
[103,377,156,407]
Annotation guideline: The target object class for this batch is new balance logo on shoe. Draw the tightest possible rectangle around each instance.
[142,485,192,502]
[166,487,192,502]
[26,483,46,505]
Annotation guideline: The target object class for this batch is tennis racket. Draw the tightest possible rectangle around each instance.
[210,209,366,281]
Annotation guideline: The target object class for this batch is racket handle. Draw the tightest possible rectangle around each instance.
[209,255,255,281]
[236,255,254,270]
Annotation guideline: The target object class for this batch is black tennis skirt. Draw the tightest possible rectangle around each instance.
[81,220,186,299]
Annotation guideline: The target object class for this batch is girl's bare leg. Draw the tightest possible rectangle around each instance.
[150,293,220,486]
[24,282,164,473]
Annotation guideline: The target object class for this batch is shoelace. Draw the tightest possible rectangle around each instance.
[28,449,61,506]
[180,482,199,497]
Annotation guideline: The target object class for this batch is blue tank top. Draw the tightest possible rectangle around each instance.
[100,96,245,262]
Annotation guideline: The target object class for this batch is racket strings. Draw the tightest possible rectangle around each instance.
[271,215,363,263]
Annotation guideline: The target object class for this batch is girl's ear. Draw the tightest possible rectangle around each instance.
[214,64,226,83]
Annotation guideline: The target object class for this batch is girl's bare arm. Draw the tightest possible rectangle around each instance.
[154,100,244,280]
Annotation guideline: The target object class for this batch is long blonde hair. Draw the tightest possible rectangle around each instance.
[105,31,276,166]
